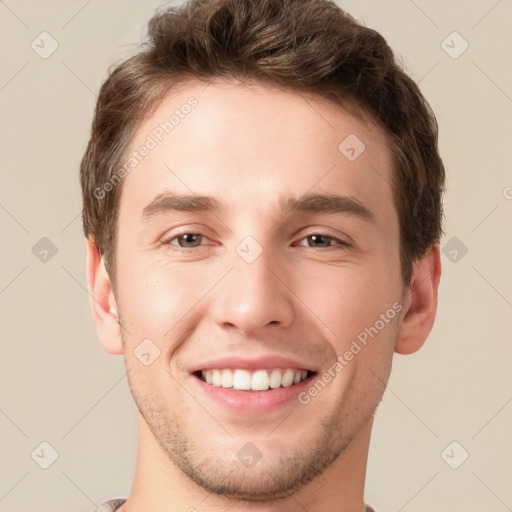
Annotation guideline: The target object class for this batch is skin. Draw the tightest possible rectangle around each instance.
[86,79,441,512]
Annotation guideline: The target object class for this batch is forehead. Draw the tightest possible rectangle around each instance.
[118,78,396,227]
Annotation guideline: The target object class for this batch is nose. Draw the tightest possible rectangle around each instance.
[210,246,295,336]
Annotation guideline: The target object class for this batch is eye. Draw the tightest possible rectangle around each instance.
[296,233,350,249]
[162,231,350,252]
[164,233,211,250]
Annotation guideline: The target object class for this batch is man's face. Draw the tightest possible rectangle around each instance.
[113,79,406,499]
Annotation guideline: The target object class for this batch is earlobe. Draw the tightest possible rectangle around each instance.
[85,238,123,355]
[394,243,441,355]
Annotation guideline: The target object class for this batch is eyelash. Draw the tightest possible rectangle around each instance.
[162,232,351,252]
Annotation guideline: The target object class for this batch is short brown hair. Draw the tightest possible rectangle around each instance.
[80,0,445,288]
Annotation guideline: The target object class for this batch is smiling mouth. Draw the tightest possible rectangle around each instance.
[194,368,316,392]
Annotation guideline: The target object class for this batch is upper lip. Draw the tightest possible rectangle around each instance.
[189,355,318,373]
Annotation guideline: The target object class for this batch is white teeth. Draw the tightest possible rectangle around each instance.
[269,368,282,389]
[200,368,310,391]
[251,369,270,390]
[232,369,251,390]
[281,369,294,387]
[221,369,233,388]
[212,369,222,387]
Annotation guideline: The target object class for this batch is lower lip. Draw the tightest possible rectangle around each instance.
[192,374,315,413]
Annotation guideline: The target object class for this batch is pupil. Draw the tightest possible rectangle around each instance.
[181,234,199,247]
[310,235,328,247]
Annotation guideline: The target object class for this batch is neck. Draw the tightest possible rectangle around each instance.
[119,414,372,512]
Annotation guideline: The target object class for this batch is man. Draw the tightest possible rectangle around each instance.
[80,0,445,510]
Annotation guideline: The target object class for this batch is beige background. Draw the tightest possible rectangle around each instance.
[0,1,511,511]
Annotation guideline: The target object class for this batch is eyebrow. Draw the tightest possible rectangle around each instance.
[141,193,220,222]
[282,193,375,223]
[141,191,376,224]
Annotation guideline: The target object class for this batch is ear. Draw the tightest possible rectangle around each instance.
[85,237,123,355]
[394,243,441,355]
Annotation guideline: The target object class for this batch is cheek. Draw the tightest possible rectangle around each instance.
[294,263,400,346]
[117,259,210,347]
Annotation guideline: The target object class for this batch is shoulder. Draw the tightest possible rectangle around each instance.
[91,498,127,512]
